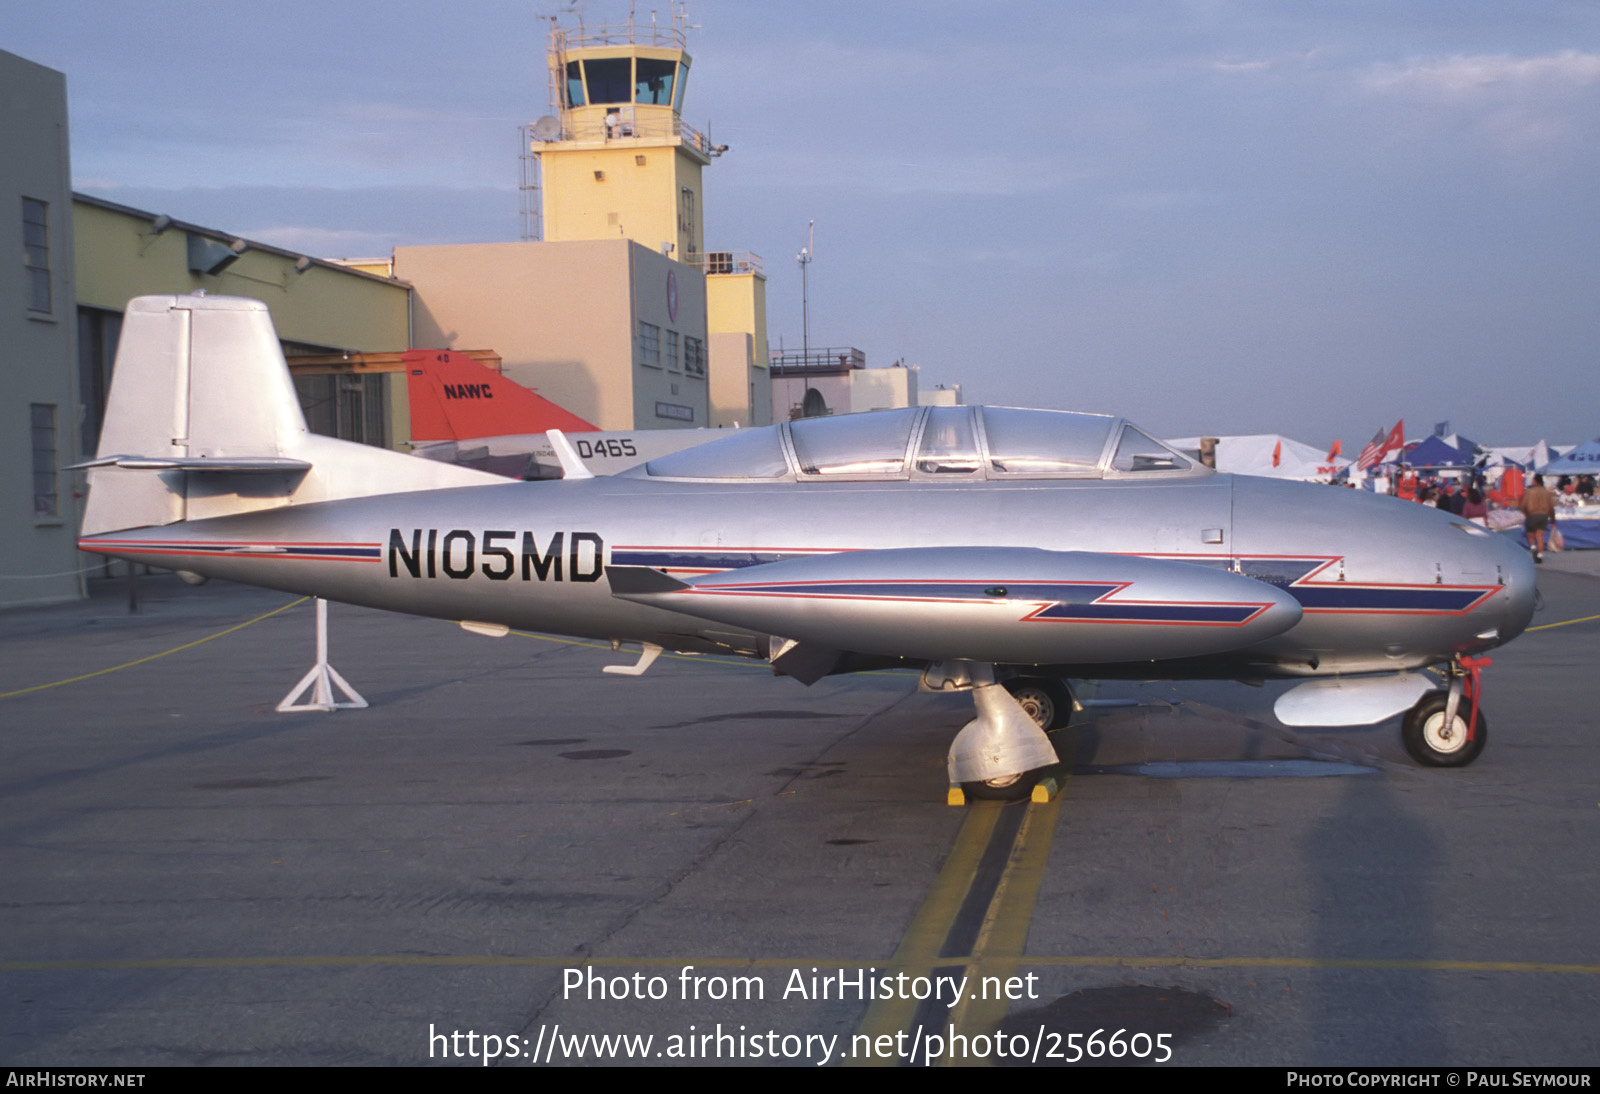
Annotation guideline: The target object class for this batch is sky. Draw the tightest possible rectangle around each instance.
[11,1,1600,447]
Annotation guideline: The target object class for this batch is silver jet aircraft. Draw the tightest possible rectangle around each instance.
[78,295,1536,797]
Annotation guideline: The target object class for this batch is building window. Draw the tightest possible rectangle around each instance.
[684,335,706,378]
[664,329,680,372]
[23,198,51,314]
[635,57,676,105]
[31,404,58,518]
[77,307,123,455]
[565,60,586,107]
[678,187,695,238]
[291,372,389,447]
[638,321,661,368]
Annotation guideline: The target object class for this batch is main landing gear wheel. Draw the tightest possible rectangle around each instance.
[1003,677,1073,731]
[956,678,1072,799]
[1402,692,1487,767]
[961,770,1037,801]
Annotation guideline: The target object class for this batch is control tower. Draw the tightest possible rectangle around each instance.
[518,8,770,427]
[525,9,721,259]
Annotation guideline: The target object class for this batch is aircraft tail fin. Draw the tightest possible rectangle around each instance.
[405,348,596,442]
[81,294,498,535]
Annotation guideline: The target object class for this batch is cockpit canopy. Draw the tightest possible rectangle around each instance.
[631,406,1203,482]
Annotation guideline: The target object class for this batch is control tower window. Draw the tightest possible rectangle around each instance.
[635,58,676,105]
[585,58,633,104]
[565,61,586,107]
[673,66,689,112]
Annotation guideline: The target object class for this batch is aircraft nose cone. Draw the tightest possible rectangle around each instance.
[1487,532,1537,645]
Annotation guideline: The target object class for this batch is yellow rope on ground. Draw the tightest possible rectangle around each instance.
[1527,613,1600,632]
[0,597,310,700]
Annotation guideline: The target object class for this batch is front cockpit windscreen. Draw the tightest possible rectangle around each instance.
[980,407,1114,475]
[1110,425,1192,472]
[643,427,791,479]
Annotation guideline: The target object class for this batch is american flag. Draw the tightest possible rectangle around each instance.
[1357,420,1404,471]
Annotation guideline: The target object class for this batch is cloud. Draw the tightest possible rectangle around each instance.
[722,149,1083,198]
[1357,50,1600,160]
[1363,50,1600,101]
[238,225,397,258]
[1207,48,1325,76]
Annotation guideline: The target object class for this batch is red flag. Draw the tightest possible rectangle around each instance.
[1381,420,1405,461]
[1272,439,1282,467]
[1357,420,1405,471]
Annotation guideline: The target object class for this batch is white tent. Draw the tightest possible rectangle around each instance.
[1482,441,1566,470]
[1166,434,1349,481]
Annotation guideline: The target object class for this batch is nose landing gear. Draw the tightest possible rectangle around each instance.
[1402,655,1490,767]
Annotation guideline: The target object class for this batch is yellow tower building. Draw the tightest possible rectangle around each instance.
[534,14,716,259]
[525,10,771,426]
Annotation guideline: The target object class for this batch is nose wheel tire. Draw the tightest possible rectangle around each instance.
[1402,692,1487,767]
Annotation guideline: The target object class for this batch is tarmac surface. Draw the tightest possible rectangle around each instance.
[2,549,1598,1067]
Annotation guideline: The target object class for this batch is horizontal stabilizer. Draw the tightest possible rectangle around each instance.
[610,546,1302,666]
[75,455,312,473]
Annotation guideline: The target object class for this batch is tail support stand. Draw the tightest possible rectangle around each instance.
[277,598,368,713]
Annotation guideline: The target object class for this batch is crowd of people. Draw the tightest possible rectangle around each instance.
[1369,468,1597,563]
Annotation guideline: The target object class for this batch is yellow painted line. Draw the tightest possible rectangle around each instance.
[8,952,1595,976]
[0,596,310,699]
[941,790,1065,1065]
[850,804,1001,1058]
[1528,613,1600,632]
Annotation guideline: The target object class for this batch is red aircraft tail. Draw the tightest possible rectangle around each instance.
[405,350,596,442]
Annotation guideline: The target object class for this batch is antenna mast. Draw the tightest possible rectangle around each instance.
[798,219,814,364]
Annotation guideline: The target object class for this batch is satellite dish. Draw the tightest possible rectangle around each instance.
[532,115,560,141]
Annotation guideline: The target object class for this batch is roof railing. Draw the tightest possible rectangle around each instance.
[688,251,765,276]
[554,22,689,52]
[548,113,711,155]
[769,347,867,374]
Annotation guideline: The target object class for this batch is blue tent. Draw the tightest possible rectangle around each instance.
[1403,435,1474,470]
[1541,438,1600,475]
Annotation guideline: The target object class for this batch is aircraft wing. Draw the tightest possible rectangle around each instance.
[608,546,1301,666]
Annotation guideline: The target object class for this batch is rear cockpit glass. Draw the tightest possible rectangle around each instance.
[1111,425,1191,472]
[980,408,1113,475]
[916,406,980,474]
[644,427,790,479]
[790,408,920,476]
